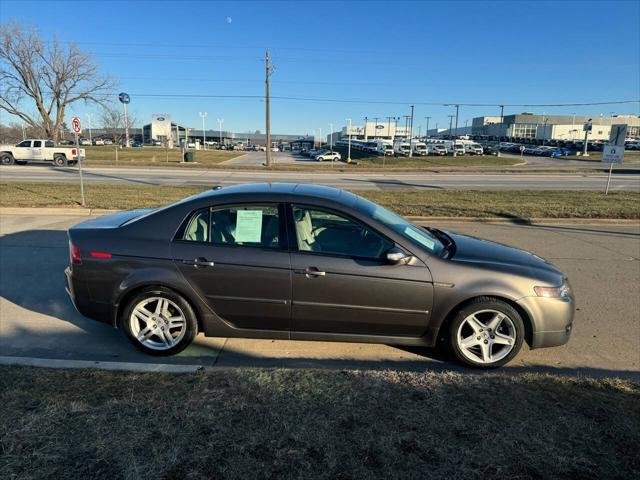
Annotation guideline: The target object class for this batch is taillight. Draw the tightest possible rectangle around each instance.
[90,251,112,259]
[70,242,81,264]
[71,148,77,155]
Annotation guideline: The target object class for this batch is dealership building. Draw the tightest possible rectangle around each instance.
[471,113,640,141]
[329,121,412,143]
[142,114,313,148]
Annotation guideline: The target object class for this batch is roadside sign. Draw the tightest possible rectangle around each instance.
[602,145,624,164]
[118,92,130,104]
[583,121,592,132]
[71,117,82,134]
[609,124,627,147]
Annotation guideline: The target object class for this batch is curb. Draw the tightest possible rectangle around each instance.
[1,207,638,225]
[0,356,204,373]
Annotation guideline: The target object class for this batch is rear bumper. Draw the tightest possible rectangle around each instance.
[65,266,112,325]
[517,295,575,348]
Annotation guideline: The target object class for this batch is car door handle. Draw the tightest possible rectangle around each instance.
[182,258,215,268]
[301,267,325,277]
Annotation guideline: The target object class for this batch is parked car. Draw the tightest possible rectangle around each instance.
[65,183,574,368]
[315,150,341,162]
[93,139,105,146]
[103,139,114,145]
[80,139,92,146]
[0,139,85,166]
[132,141,144,148]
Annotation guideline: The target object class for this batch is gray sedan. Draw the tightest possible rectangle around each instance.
[65,183,574,368]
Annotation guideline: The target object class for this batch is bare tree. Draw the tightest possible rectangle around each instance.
[0,21,115,142]
[100,104,138,144]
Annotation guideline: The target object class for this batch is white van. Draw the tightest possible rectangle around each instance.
[427,144,446,156]
[411,140,428,156]
[393,141,411,156]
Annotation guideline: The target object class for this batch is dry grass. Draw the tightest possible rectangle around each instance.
[0,366,638,480]
[1,182,639,219]
[83,146,241,166]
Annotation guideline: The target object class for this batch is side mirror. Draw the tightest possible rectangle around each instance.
[385,247,412,265]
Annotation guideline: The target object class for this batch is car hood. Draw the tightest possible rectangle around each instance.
[447,231,561,276]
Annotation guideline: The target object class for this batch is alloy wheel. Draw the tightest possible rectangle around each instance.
[129,297,187,350]
[456,309,517,364]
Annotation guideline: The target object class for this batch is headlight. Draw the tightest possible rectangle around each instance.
[534,281,571,298]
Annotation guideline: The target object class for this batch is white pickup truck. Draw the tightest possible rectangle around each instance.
[0,139,85,167]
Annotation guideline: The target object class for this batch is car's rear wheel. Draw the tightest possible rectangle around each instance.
[449,297,524,368]
[122,287,197,356]
[1,153,15,165]
[53,154,68,167]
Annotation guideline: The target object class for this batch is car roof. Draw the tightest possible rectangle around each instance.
[187,182,358,206]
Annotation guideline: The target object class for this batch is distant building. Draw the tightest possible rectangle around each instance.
[471,113,640,140]
[334,121,411,142]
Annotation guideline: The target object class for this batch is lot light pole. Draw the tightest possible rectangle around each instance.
[217,118,224,146]
[318,127,322,149]
[373,117,379,139]
[582,118,592,157]
[199,112,207,150]
[329,123,333,151]
[363,116,368,141]
[346,118,352,163]
[425,116,431,138]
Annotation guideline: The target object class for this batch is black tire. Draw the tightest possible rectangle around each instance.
[15,160,27,165]
[53,154,68,167]
[448,297,524,368]
[121,286,198,356]
[1,153,15,165]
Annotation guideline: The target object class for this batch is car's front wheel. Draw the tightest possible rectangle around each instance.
[122,287,197,356]
[1,153,15,165]
[448,297,524,368]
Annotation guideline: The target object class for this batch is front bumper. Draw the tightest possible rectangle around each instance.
[517,295,575,348]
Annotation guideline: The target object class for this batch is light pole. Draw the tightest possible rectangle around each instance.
[373,117,379,139]
[318,127,322,149]
[217,118,224,147]
[86,113,92,143]
[363,116,368,141]
[582,118,592,157]
[329,123,333,151]
[448,115,455,156]
[199,112,207,150]
[425,116,431,138]
[346,118,352,163]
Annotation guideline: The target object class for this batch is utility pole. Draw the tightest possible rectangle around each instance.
[331,124,335,150]
[199,112,207,150]
[448,115,455,156]
[499,105,504,124]
[425,116,431,138]
[454,104,459,138]
[217,118,224,146]
[265,48,274,167]
[86,113,92,143]
[408,105,414,157]
[346,118,352,163]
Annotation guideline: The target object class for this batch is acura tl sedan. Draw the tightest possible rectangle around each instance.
[65,183,574,368]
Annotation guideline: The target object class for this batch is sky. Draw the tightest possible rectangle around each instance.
[1,0,639,135]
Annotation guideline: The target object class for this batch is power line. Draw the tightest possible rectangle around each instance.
[92,92,640,108]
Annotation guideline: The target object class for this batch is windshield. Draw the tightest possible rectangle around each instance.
[356,198,444,254]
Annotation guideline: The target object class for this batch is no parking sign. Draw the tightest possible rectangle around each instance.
[71,117,82,134]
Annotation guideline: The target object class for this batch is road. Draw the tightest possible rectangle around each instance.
[1,164,640,190]
[1,213,638,377]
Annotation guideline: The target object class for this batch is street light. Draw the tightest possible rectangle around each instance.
[346,118,352,163]
[329,123,333,151]
[217,118,224,147]
[199,112,207,150]
[424,116,431,138]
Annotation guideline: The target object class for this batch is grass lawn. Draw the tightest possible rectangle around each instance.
[2,182,639,219]
[83,146,241,166]
[1,366,638,479]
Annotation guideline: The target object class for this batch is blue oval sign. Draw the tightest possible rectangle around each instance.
[375,124,384,129]
[118,92,130,104]
[157,117,165,121]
